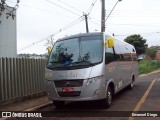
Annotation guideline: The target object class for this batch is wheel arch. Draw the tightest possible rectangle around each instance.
[107,81,115,96]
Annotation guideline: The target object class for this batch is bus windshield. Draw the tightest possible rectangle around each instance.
[47,35,103,69]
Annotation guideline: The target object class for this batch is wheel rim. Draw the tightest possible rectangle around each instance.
[131,82,133,88]
[107,90,112,104]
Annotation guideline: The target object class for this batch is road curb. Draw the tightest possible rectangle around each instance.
[139,69,160,77]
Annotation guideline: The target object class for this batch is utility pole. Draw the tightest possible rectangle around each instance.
[84,14,89,33]
[101,0,105,32]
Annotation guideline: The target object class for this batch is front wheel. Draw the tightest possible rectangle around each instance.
[53,100,65,108]
[101,86,113,108]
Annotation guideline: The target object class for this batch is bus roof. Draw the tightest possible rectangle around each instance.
[57,32,103,41]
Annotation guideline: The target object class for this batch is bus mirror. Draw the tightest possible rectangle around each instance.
[107,37,114,48]
[47,46,52,55]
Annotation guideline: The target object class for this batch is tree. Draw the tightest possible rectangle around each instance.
[146,48,157,59]
[0,0,20,24]
[124,34,148,56]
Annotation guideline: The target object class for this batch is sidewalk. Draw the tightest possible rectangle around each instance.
[0,95,52,112]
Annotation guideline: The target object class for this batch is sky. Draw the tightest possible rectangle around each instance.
[7,0,160,54]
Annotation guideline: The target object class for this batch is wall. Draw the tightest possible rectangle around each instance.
[0,58,47,104]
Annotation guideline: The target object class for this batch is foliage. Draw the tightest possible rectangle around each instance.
[146,48,157,59]
[0,0,20,23]
[124,34,148,56]
[138,60,160,74]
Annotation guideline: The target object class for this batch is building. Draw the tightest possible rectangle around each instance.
[0,6,17,57]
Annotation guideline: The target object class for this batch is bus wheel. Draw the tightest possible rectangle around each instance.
[128,81,134,90]
[53,100,65,108]
[101,86,112,108]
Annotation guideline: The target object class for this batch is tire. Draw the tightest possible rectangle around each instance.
[53,100,65,108]
[128,81,134,90]
[101,86,113,108]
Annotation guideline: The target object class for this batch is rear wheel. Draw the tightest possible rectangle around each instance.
[128,81,134,90]
[101,86,113,108]
[53,100,65,108]
[128,76,135,90]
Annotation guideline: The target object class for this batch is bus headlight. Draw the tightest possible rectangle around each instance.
[86,76,103,86]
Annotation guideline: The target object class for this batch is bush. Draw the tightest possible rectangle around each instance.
[138,60,160,74]
[146,48,157,59]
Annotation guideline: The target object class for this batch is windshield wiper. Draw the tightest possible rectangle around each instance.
[71,61,95,66]
[49,61,60,63]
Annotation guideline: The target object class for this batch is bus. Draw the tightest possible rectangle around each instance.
[45,32,138,108]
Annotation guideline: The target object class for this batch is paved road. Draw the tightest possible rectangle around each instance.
[19,72,160,120]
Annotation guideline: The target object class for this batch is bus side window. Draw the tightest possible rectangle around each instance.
[105,47,114,64]
[105,47,121,64]
[121,54,132,61]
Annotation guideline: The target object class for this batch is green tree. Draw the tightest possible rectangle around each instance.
[124,34,148,56]
[146,48,157,59]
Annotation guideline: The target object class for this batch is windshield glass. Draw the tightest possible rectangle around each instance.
[47,35,103,69]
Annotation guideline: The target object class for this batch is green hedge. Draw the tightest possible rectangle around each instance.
[138,60,160,74]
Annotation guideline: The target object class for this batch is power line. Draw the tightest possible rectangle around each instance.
[55,0,83,14]
[7,0,76,19]
[86,0,98,15]
[105,0,122,22]
[114,32,160,37]
[105,9,160,18]
[89,19,101,26]
[89,18,114,35]
[83,0,98,32]
[18,16,84,52]
[18,0,99,52]
[106,23,160,27]
[46,0,81,16]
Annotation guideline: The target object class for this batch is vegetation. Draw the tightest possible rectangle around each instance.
[138,60,160,74]
[124,34,148,56]
[18,53,48,58]
[0,0,20,21]
[146,48,157,59]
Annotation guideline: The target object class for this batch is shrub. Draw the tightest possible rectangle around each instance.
[138,60,160,74]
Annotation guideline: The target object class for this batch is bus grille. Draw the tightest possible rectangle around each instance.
[54,80,84,87]
[54,80,83,97]
[57,91,81,97]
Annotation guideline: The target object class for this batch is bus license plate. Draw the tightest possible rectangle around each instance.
[62,88,74,92]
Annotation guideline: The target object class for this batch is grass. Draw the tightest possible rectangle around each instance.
[138,60,160,74]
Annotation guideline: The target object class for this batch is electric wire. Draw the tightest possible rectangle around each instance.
[114,32,160,37]
[19,0,99,52]
[46,0,81,16]
[86,0,98,15]
[55,0,83,14]
[89,18,114,35]
[18,16,84,52]
[6,0,74,18]
[105,0,120,22]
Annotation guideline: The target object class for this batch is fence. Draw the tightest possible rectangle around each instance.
[0,58,47,103]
